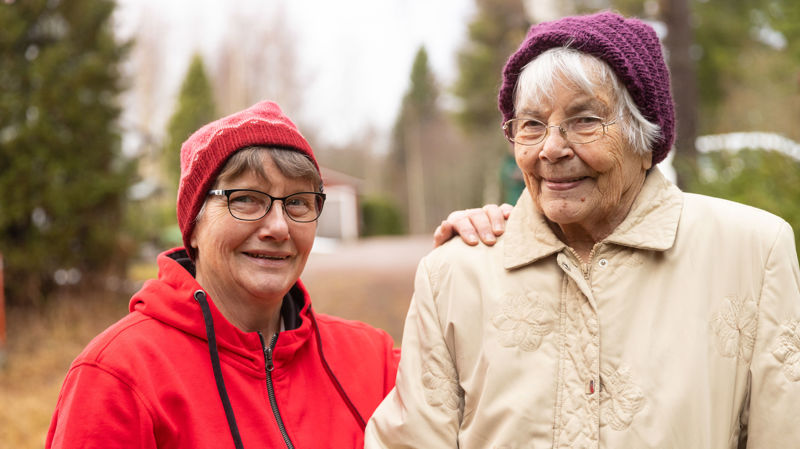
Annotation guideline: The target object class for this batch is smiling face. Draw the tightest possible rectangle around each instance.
[514,77,651,243]
[190,154,317,314]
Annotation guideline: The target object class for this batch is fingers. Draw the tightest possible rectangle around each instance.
[482,204,508,236]
[500,203,514,218]
[433,204,515,248]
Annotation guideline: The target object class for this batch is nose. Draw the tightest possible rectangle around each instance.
[538,125,574,163]
[257,201,290,241]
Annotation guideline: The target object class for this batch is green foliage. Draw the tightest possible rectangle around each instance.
[453,0,528,129]
[689,149,800,257]
[360,195,404,236]
[0,0,134,305]
[388,46,440,232]
[451,0,529,205]
[163,54,216,191]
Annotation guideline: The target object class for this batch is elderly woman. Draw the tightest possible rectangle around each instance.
[45,101,506,449]
[366,12,800,449]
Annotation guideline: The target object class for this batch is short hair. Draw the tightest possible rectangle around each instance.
[513,47,661,156]
[196,147,322,222]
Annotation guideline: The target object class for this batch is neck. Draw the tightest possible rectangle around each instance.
[195,279,284,336]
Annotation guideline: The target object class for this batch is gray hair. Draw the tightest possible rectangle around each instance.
[513,47,661,155]
[195,146,322,222]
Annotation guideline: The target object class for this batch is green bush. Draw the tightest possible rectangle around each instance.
[361,196,405,237]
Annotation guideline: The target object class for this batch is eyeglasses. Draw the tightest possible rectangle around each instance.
[502,115,618,146]
[208,189,326,223]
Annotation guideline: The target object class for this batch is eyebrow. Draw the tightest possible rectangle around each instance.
[517,96,610,119]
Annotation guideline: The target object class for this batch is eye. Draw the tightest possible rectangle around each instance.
[568,116,603,132]
[518,119,545,131]
[230,193,259,204]
[285,196,311,208]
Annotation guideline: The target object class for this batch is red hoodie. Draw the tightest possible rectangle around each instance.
[46,248,399,449]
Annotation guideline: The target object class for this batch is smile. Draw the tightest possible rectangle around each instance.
[244,252,290,261]
[542,176,589,191]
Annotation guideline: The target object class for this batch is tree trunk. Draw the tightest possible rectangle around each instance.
[661,0,698,188]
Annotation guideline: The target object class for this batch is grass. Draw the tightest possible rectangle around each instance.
[0,289,130,449]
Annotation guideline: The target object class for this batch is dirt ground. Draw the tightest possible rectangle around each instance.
[0,235,434,448]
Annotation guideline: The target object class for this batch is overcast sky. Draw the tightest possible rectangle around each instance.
[113,0,476,151]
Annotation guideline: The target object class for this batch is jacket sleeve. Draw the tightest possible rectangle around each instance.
[46,363,157,449]
[365,256,462,448]
[745,221,800,448]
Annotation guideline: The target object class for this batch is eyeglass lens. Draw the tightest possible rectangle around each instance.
[507,116,606,145]
[227,190,322,222]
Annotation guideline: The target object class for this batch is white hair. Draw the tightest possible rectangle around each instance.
[513,47,661,155]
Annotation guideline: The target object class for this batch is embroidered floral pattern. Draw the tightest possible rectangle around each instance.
[599,365,646,431]
[491,293,556,352]
[422,344,463,412]
[710,295,758,363]
[772,319,800,382]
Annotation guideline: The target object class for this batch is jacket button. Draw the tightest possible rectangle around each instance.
[562,262,570,271]
[598,258,608,267]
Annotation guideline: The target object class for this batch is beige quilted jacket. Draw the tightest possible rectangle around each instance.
[366,168,800,449]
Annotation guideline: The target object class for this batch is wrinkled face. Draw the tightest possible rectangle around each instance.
[191,157,317,305]
[514,78,651,231]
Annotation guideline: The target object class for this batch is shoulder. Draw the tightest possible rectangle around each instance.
[682,192,790,236]
[75,312,153,363]
[678,193,794,262]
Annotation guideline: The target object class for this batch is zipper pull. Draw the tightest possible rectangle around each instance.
[265,346,274,372]
[259,332,278,373]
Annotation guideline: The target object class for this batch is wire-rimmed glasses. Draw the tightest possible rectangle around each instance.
[502,115,618,146]
[208,189,326,223]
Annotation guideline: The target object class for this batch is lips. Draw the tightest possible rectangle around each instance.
[542,176,589,191]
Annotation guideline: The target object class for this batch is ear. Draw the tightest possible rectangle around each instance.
[641,151,653,170]
[190,225,199,250]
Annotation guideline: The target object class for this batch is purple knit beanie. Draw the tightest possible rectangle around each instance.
[498,11,675,165]
[177,100,319,258]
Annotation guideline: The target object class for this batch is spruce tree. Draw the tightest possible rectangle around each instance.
[0,0,133,305]
[162,54,216,191]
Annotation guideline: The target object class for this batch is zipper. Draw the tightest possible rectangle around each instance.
[566,246,595,281]
[259,332,295,449]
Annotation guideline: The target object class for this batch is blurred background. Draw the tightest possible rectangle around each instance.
[1,0,799,446]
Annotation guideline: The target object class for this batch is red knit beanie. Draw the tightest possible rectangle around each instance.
[176,100,319,257]
[498,11,675,165]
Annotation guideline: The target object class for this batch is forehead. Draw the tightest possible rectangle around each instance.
[217,162,313,192]
[516,79,613,118]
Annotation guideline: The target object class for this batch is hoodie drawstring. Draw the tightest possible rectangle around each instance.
[194,289,366,443]
[309,309,367,430]
[194,290,245,449]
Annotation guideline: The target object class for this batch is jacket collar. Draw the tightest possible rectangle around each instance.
[503,167,683,270]
[130,248,315,369]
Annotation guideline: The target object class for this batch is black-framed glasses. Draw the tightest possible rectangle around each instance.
[208,189,326,223]
[502,115,618,146]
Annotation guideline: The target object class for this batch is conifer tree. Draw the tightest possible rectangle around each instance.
[163,54,216,192]
[452,0,529,204]
[0,0,133,305]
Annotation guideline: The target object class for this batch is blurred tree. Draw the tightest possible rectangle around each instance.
[389,46,472,233]
[452,0,530,205]
[660,0,698,188]
[214,3,303,117]
[163,54,216,192]
[0,0,134,305]
[389,47,436,234]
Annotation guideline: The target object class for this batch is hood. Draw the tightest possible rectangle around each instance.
[129,248,315,370]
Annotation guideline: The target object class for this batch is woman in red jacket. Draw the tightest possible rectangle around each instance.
[45,100,507,449]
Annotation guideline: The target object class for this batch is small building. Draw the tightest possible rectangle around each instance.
[317,166,362,241]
